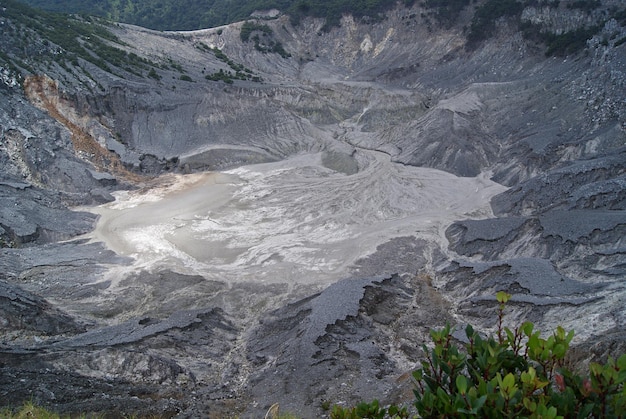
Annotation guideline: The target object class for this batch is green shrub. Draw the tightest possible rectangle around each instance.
[467,0,525,46]
[208,47,261,79]
[0,401,64,418]
[239,21,290,58]
[147,68,161,80]
[240,21,273,42]
[423,0,471,27]
[2,0,159,77]
[417,291,626,417]
[543,25,601,56]
[330,399,409,419]
[334,292,626,418]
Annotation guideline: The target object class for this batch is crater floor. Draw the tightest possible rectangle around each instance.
[84,150,507,287]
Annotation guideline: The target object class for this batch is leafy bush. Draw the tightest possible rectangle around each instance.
[422,0,471,27]
[330,400,409,419]
[240,21,274,42]
[467,0,525,46]
[543,25,601,56]
[205,69,235,83]
[412,291,626,417]
[239,21,291,58]
[333,292,626,418]
[148,68,161,80]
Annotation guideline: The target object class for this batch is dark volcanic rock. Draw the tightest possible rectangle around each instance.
[244,274,452,417]
[0,305,238,417]
[0,184,97,246]
[492,151,626,216]
[0,280,84,337]
[0,357,185,418]
[441,258,601,301]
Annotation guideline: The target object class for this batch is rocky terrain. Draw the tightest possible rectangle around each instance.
[1,0,625,417]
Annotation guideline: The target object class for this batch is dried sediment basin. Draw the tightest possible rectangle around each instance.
[86,150,508,286]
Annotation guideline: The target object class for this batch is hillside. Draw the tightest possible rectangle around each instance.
[15,0,412,30]
[1,0,625,417]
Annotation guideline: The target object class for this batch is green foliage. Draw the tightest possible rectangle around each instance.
[14,0,622,58]
[2,0,158,77]
[422,0,470,27]
[16,0,404,31]
[521,20,602,56]
[412,292,626,418]
[543,25,602,56]
[240,21,291,58]
[166,58,185,73]
[0,401,116,418]
[283,0,393,31]
[240,21,274,42]
[147,67,161,80]
[0,402,58,418]
[0,401,99,418]
[205,69,234,83]
[330,400,409,419]
[519,3,626,56]
[467,0,525,46]
[203,46,262,83]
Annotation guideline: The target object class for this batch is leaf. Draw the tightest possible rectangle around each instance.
[523,397,537,412]
[553,343,567,359]
[502,373,516,391]
[471,395,487,411]
[521,321,534,337]
[456,375,468,395]
[590,362,603,376]
[521,367,536,384]
[505,327,515,344]
[496,291,511,304]
[555,326,566,340]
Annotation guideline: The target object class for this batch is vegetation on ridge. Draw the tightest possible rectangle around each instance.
[13,0,625,59]
[14,0,417,31]
[0,0,159,83]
